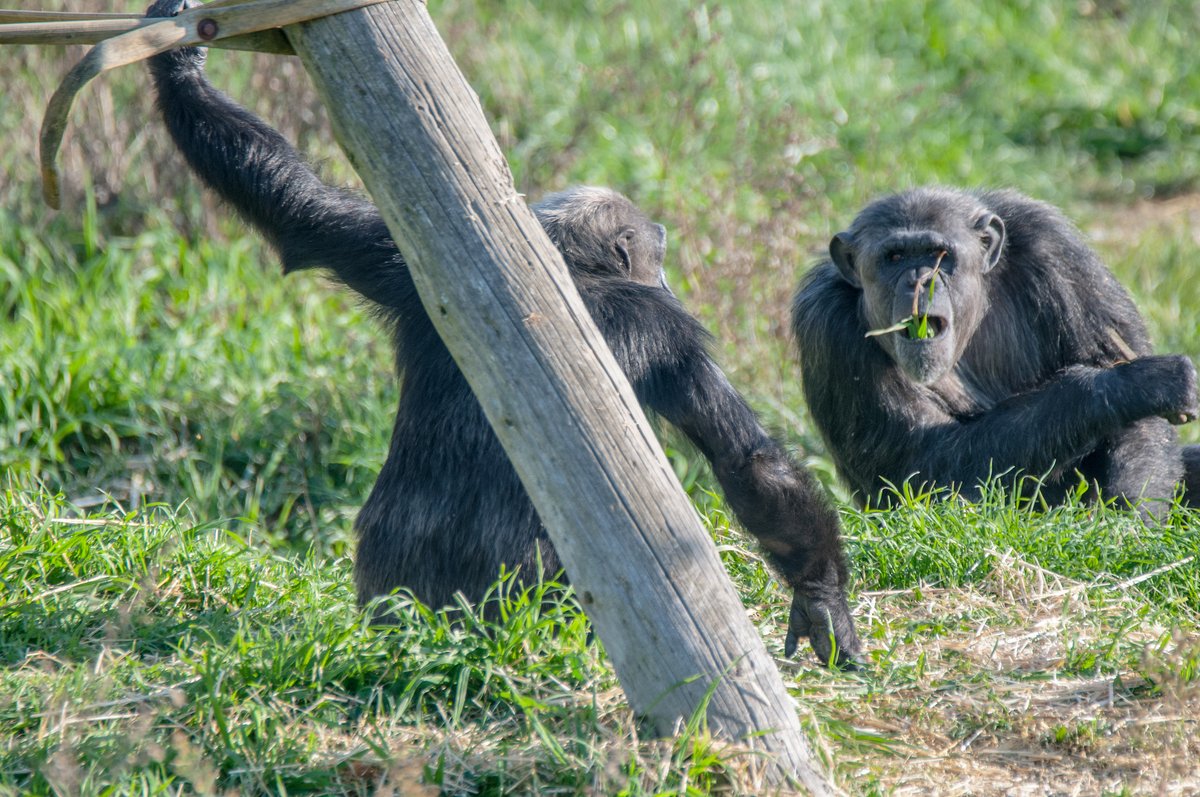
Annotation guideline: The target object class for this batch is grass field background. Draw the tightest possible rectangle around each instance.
[1,1,1198,794]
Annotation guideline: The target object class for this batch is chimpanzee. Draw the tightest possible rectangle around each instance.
[792,186,1199,514]
[144,0,860,666]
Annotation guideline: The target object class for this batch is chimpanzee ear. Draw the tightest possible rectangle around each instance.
[613,228,635,275]
[829,232,860,288]
[975,212,1006,273]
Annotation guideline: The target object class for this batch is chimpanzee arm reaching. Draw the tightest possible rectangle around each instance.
[146,0,409,308]
[671,360,860,666]
[592,283,861,666]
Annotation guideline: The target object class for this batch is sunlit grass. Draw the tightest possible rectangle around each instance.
[1,0,1198,793]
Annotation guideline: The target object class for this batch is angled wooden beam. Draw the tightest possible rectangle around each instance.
[279,2,836,790]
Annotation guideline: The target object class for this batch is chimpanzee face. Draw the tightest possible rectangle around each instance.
[829,196,1005,385]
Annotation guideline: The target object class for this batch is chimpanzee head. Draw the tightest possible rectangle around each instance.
[828,188,1006,384]
[535,186,668,289]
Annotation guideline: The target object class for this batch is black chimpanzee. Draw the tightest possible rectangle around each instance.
[792,186,1199,514]
[144,0,860,666]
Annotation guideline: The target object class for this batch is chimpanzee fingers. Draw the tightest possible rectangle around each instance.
[146,0,192,18]
[1120,355,1198,425]
[813,613,867,671]
[833,646,868,671]
[783,626,800,658]
[1177,357,1198,424]
[1169,400,1198,425]
[1179,358,1199,423]
[145,0,208,75]
[1172,410,1197,426]
[786,590,864,670]
[807,626,834,666]
[796,610,861,671]
[784,593,812,659]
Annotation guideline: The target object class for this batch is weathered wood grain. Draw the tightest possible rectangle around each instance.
[284,2,835,789]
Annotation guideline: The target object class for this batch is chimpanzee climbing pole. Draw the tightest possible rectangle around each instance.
[282,2,833,790]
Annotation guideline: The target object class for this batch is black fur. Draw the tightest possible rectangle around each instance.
[145,0,861,666]
[793,187,1199,514]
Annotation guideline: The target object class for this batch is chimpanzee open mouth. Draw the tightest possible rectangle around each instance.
[905,315,948,340]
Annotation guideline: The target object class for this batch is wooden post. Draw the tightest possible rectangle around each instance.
[282,2,833,790]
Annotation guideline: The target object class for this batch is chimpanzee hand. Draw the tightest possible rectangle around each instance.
[146,0,207,75]
[784,563,864,669]
[146,0,198,18]
[1110,355,1199,425]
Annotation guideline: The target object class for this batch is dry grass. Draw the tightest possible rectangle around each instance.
[52,551,1186,796]
[781,553,1200,796]
[1089,194,1200,246]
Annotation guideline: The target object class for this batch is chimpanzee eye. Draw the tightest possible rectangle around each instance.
[890,253,902,262]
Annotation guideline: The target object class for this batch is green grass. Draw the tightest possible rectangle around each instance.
[2,0,1200,793]
[0,490,790,795]
[0,206,391,554]
[3,488,1196,794]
